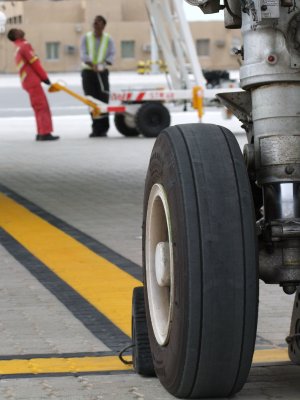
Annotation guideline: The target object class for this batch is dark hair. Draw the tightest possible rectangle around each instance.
[7,28,19,41]
[94,15,107,26]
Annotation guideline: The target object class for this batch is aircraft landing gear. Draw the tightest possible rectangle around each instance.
[133,123,258,398]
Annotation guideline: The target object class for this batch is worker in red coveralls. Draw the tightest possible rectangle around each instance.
[7,29,59,141]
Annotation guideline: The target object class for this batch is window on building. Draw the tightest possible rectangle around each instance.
[121,40,135,59]
[6,15,22,25]
[46,42,60,61]
[196,39,210,57]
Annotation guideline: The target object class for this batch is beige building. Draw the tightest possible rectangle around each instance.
[0,0,241,74]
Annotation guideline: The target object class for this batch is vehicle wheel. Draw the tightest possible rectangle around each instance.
[132,287,155,376]
[135,102,171,138]
[114,113,139,137]
[143,123,258,398]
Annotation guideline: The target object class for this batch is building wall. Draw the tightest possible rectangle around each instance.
[0,0,23,72]
[0,0,241,74]
[0,1,24,20]
[190,22,241,70]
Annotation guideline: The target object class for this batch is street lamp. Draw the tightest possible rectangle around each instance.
[0,11,7,34]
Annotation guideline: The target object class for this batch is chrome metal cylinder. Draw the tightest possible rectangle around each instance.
[260,182,300,285]
[263,183,300,222]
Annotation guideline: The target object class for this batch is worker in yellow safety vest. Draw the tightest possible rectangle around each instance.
[80,15,116,137]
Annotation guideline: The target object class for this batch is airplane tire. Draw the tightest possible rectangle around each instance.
[143,123,258,398]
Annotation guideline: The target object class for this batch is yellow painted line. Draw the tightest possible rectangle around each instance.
[0,349,291,376]
[0,356,132,375]
[0,194,292,373]
[0,194,141,337]
[253,348,290,364]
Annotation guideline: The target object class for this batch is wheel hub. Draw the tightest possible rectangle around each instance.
[155,242,170,287]
[146,183,174,346]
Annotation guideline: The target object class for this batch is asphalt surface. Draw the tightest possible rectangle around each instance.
[0,79,299,399]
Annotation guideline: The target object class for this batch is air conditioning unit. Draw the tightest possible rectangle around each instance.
[215,39,225,48]
[65,45,76,55]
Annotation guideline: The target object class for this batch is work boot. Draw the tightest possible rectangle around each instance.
[36,134,60,141]
[89,132,107,138]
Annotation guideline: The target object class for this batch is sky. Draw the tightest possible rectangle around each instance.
[183,2,224,21]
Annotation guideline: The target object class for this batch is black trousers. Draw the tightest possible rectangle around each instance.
[81,69,110,136]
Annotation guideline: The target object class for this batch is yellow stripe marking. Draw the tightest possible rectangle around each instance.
[252,348,289,364]
[0,194,140,337]
[0,356,132,375]
[0,194,292,375]
[0,349,291,376]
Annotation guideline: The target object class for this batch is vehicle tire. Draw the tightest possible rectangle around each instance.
[135,102,171,138]
[114,113,139,137]
[132,287,156,376]
[143,123,258,398]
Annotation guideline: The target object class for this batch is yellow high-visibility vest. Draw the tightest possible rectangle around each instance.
[83,31,110,68]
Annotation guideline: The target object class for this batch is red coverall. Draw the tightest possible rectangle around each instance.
[14,38,53,136]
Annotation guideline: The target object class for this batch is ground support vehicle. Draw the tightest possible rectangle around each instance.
[49,82,205,137]
[110,88,204,138]
[111,88,237,138]
[132,0,300,398]
[49,81,237,138]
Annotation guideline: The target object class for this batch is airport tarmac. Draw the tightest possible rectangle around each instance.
[0,74,299,399]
